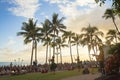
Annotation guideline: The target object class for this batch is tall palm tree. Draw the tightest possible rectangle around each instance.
[41,19,52,64]
[55,37,67,64]
[92,36,103,55]
[17,18,41,65]
[62,31,74,64]
[48,13,66,62]
[81,25,104,61]
[72,33,82,62]
[106,29,120,44]
[103,9,120,33]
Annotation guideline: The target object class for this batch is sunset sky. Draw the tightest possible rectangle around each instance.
[0,0,119,64]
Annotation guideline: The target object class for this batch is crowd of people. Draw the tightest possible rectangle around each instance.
[0,60,98,76]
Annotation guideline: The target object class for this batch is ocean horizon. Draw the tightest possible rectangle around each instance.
[0,62,29,66]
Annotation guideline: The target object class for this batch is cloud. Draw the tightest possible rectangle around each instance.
[46,0,97,19]
[1,0,120,63]
[45,0,69,4]
[0,48,14,54]
[6,37,16,47]
[40,12,49,19]
[7,0,40,18]
[0,39,90,63]
[45,0,116,34]
[75,0,95,7]
[45,0,120,34]
[0,35,96,63]
[64,6,118,34]
[0,36,46,63]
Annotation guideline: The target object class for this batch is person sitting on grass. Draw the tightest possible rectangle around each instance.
[82,62,90,74]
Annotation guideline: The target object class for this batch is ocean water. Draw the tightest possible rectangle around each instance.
[0,62,29,66]
[0,62,11,66]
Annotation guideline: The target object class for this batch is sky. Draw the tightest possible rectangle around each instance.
[0,0,119,64]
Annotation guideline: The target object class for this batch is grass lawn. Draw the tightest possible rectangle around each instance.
[0,68,98,80]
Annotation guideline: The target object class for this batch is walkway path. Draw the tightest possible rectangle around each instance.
[62,73,101,80]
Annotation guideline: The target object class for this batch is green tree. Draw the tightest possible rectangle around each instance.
[72,33,82,62]
[103,9,120,33]
[17,18,41,65]
[62,31,74,64]
[72,33,82,70]
[56,37,67,64]
[106,29,120,44]
[48,13,66,62]
[95,0,120,13]
[95,0,120,33]
[41,19,52,64]
[81,25,103,61]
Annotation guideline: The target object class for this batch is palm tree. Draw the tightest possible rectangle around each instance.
[17,18,41,65]
[47,38,52,65]
[48,13,66,62]
[62,31,74,64]
[72,33,82,62]
[81,25,104,61]
[72,33,82,70]
[95,0,120,13]
[103,9,120,33]
[106,29,120,44]
[41,19,52,64]
[92,36,103,55]
[55,37,67,64]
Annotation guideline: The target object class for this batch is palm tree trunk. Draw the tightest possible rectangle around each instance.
[35,40,37,64]
[76,43,80,64]
[88,50,91,61]
[91,42,96,55]
[92,45,97,60]
[49,46,51,65]
[45,43,48,64]
[88,45,91,61]
[56,54,58,64]
[92,44,96,54]
[89,33,92,61]
[53,30,55,61]
[76,43,79,58]
[60,46,62,64]
[69,39,73,64]
[95,44,98,55]
[113,19,120,34]
[56,47,58,64]
[30,41,34,65]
